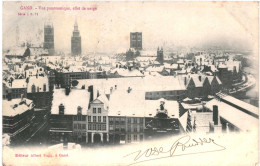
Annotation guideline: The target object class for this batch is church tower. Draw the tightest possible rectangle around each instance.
[71,20,82,56]
[44,21,54,56]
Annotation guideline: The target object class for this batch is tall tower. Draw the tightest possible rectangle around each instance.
[44,21,54,55]
[156,47,164,64]
[130,32,142,50]
[71,20,81,56]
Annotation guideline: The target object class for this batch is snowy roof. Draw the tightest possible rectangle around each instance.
[3,98,34,117]
[145,66,164,72]
[51,88,90,115]
[205,99,258,131]
[221,95,258,116]
[186,74,222,87]
[27,76,49,93]
[112,68,144,77]
[109,90,179,118]
[4,79,27,89]
[29,48,49,56]
[136,56,156,62]
[61,66,88,73]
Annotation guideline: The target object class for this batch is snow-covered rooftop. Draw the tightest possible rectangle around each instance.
[51,88,90,115]
[205,99,258,131]
[3,98,34,117]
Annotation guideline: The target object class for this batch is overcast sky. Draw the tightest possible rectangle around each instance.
[3,1,259,54]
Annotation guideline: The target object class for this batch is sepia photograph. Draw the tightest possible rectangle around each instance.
[2,1,259,165]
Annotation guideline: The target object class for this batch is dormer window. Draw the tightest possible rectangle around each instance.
[77,106,82,115]
[31,84,36,93]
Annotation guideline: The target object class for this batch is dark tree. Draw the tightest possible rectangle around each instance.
[71,80,79,87]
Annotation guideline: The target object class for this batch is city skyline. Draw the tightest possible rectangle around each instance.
[3,2,258,54]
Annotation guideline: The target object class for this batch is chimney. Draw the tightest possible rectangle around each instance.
[213,105,218,125]
[110,87,113,94]
[127,87,132,93]
[65,86,71,95]
[184,77,187,85]
[88,85,94,102]
[198,75,202,82]
[115,85,117,90]
[59,104,65,115]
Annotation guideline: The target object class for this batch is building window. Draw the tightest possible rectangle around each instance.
[134,118,137,124]
[93,124,96,130]
[127,135,131,141]
[103,116,106,123]
[120,135,126,141]
[140,126,143,132]
[115,125,119,131]
[74,124,77,129]
[82,124,86,129]
[88,124,92,130]
[102,125,106,131]
[127,125,131,132]
[93,116,96,122]
[127,118,131,123]
[88,116,91,122]
[134,135,137,141]
[109,125,114,131]
[98,124,101,131]
[98,108,101,113]
[134,127,137,132]
[93,108,96,113]
[78,124,81,129]
[140,118,143,124]
[98,116,101,122]
[140,135,143,141]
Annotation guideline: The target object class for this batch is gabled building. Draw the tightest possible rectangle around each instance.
[86,94,109,143]
[3,98,35,145]
[49,88,90,144]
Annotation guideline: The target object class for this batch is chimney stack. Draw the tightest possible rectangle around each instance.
[213,105,218,125]
[59,104,65,115]
[184,77,187,85]
[127,87,132,93]
[110,87,113,94]
[65,86,71,95]
[88,85,94,102]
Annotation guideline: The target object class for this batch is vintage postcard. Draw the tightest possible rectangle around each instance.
[2,1,259,166]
